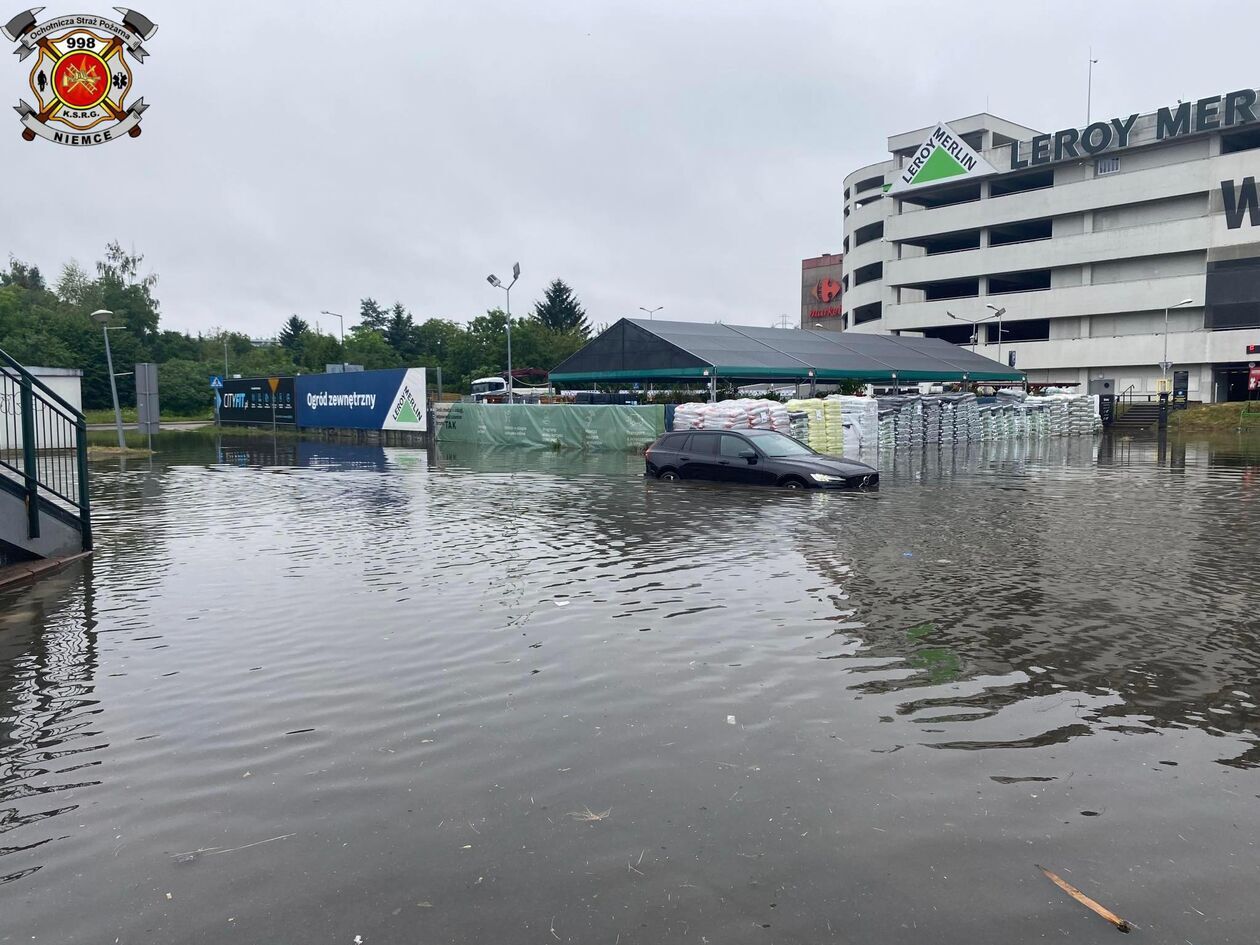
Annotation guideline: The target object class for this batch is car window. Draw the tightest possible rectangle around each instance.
[719,434,751,458]
[743,430,816,457]
[689,433,719,455]
[656,433,687,450]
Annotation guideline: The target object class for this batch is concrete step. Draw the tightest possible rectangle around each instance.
[0,474,86,561]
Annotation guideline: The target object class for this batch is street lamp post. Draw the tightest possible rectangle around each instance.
[435,337,444,403]
[639,306,662,320]
[985,304,1008,366]
[1161,298,1195,383]
[947,308,998,354]
[487,262,520,403]
[90,310,127,449]
[320,310,347,372]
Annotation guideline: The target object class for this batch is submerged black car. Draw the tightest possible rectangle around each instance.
[645,428,879,489]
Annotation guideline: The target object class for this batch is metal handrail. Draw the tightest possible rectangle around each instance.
[0,346,92,551]
[0,348,84,417]
[1114,384,1137,418]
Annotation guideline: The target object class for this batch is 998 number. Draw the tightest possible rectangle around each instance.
[65,36,96,50]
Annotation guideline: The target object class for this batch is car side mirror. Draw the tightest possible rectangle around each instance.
[739,449,757,463]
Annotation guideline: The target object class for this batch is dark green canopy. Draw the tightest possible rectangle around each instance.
[550,318,1024,384]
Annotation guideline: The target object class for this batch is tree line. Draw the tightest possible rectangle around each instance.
[0,247,594,415]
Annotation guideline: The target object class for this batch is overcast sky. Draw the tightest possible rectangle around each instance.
[5,0,1259,338]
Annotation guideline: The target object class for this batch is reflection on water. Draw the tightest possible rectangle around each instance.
[2,431,1259,944]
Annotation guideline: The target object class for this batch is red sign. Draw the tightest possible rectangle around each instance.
[809,306,842,319]
[1250,366,1260,391]
[812,277,842,304]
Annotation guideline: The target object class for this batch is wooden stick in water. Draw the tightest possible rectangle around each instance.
[1037,864,1131,933]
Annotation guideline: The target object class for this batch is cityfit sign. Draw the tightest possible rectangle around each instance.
[1010,87,1259,169]
[219,376,296,427]
[886,123,998,195]
[295,368,427,431]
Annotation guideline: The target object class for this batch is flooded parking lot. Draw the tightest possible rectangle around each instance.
[2,432,1259,944]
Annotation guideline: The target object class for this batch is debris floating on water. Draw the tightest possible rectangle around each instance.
[1037,864,1131,933]
[567,805,612,822]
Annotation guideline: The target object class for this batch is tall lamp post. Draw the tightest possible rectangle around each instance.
[639,306,662,320]
[946,308,998,353]
[487,262,520,403]
[985,304,1008,365]
[320,310,347,372]
[1161,298,1195,384]
[91,309,126,449]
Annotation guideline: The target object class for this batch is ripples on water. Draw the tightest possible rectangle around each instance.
[2,432,1259,944]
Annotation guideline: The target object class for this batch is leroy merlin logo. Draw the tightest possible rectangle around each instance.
[886,123,997,195]
[392,385,422,424]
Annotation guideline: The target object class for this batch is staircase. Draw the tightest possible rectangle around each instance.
[0,347,92,567]
[1112,401,1163,432]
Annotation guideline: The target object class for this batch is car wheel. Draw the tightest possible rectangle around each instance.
[658,469,679,481]
[781,477,807,490]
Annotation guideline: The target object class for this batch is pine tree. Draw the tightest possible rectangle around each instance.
[531,279,590,337]
[278,314,310,350]
[384,302,418,359]
[359,297,388,332]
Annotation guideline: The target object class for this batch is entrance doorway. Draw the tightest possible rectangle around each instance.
[1214,364,1253,402]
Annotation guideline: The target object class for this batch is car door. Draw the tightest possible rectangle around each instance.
[678,432,720,480]
[717,433,776,485]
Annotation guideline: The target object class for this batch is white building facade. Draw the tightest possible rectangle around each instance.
[837,86,1260,402]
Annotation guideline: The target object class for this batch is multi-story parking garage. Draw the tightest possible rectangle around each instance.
[835,86,1260,401]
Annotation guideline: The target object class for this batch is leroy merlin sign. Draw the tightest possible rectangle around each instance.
[295,367,428,431]
[886,123,998,195]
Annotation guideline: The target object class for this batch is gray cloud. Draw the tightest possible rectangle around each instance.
[4,0,1258,336]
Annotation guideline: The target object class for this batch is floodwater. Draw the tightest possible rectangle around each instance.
[2,432,1259,944]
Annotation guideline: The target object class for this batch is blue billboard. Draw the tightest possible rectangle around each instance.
[220,376,296,426]
[295,368,427,431]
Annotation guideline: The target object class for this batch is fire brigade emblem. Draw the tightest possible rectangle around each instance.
[3,7,157,145]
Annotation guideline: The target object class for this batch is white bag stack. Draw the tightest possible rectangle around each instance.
[671,398,808,436]
[673,403,706,430]
[1066,395,1096,436]
[832,396,879,458]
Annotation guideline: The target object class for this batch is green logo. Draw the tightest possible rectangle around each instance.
[886,122,997,196]
[393,385,421,424]
[910,145,970,185]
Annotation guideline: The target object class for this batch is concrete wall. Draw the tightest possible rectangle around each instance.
[0,368,83,451]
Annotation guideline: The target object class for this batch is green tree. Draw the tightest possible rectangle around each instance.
[278,314,310,351]
[237,344,299,377]
[158,358,215,415]
[359,298,388,332]
[1,257,45,290]
[54,260,99,310]
[384,303,418,360]
[299,331,344,372]
[94,240,160,338]
[531,279,590,337]
[345,327,402,370]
